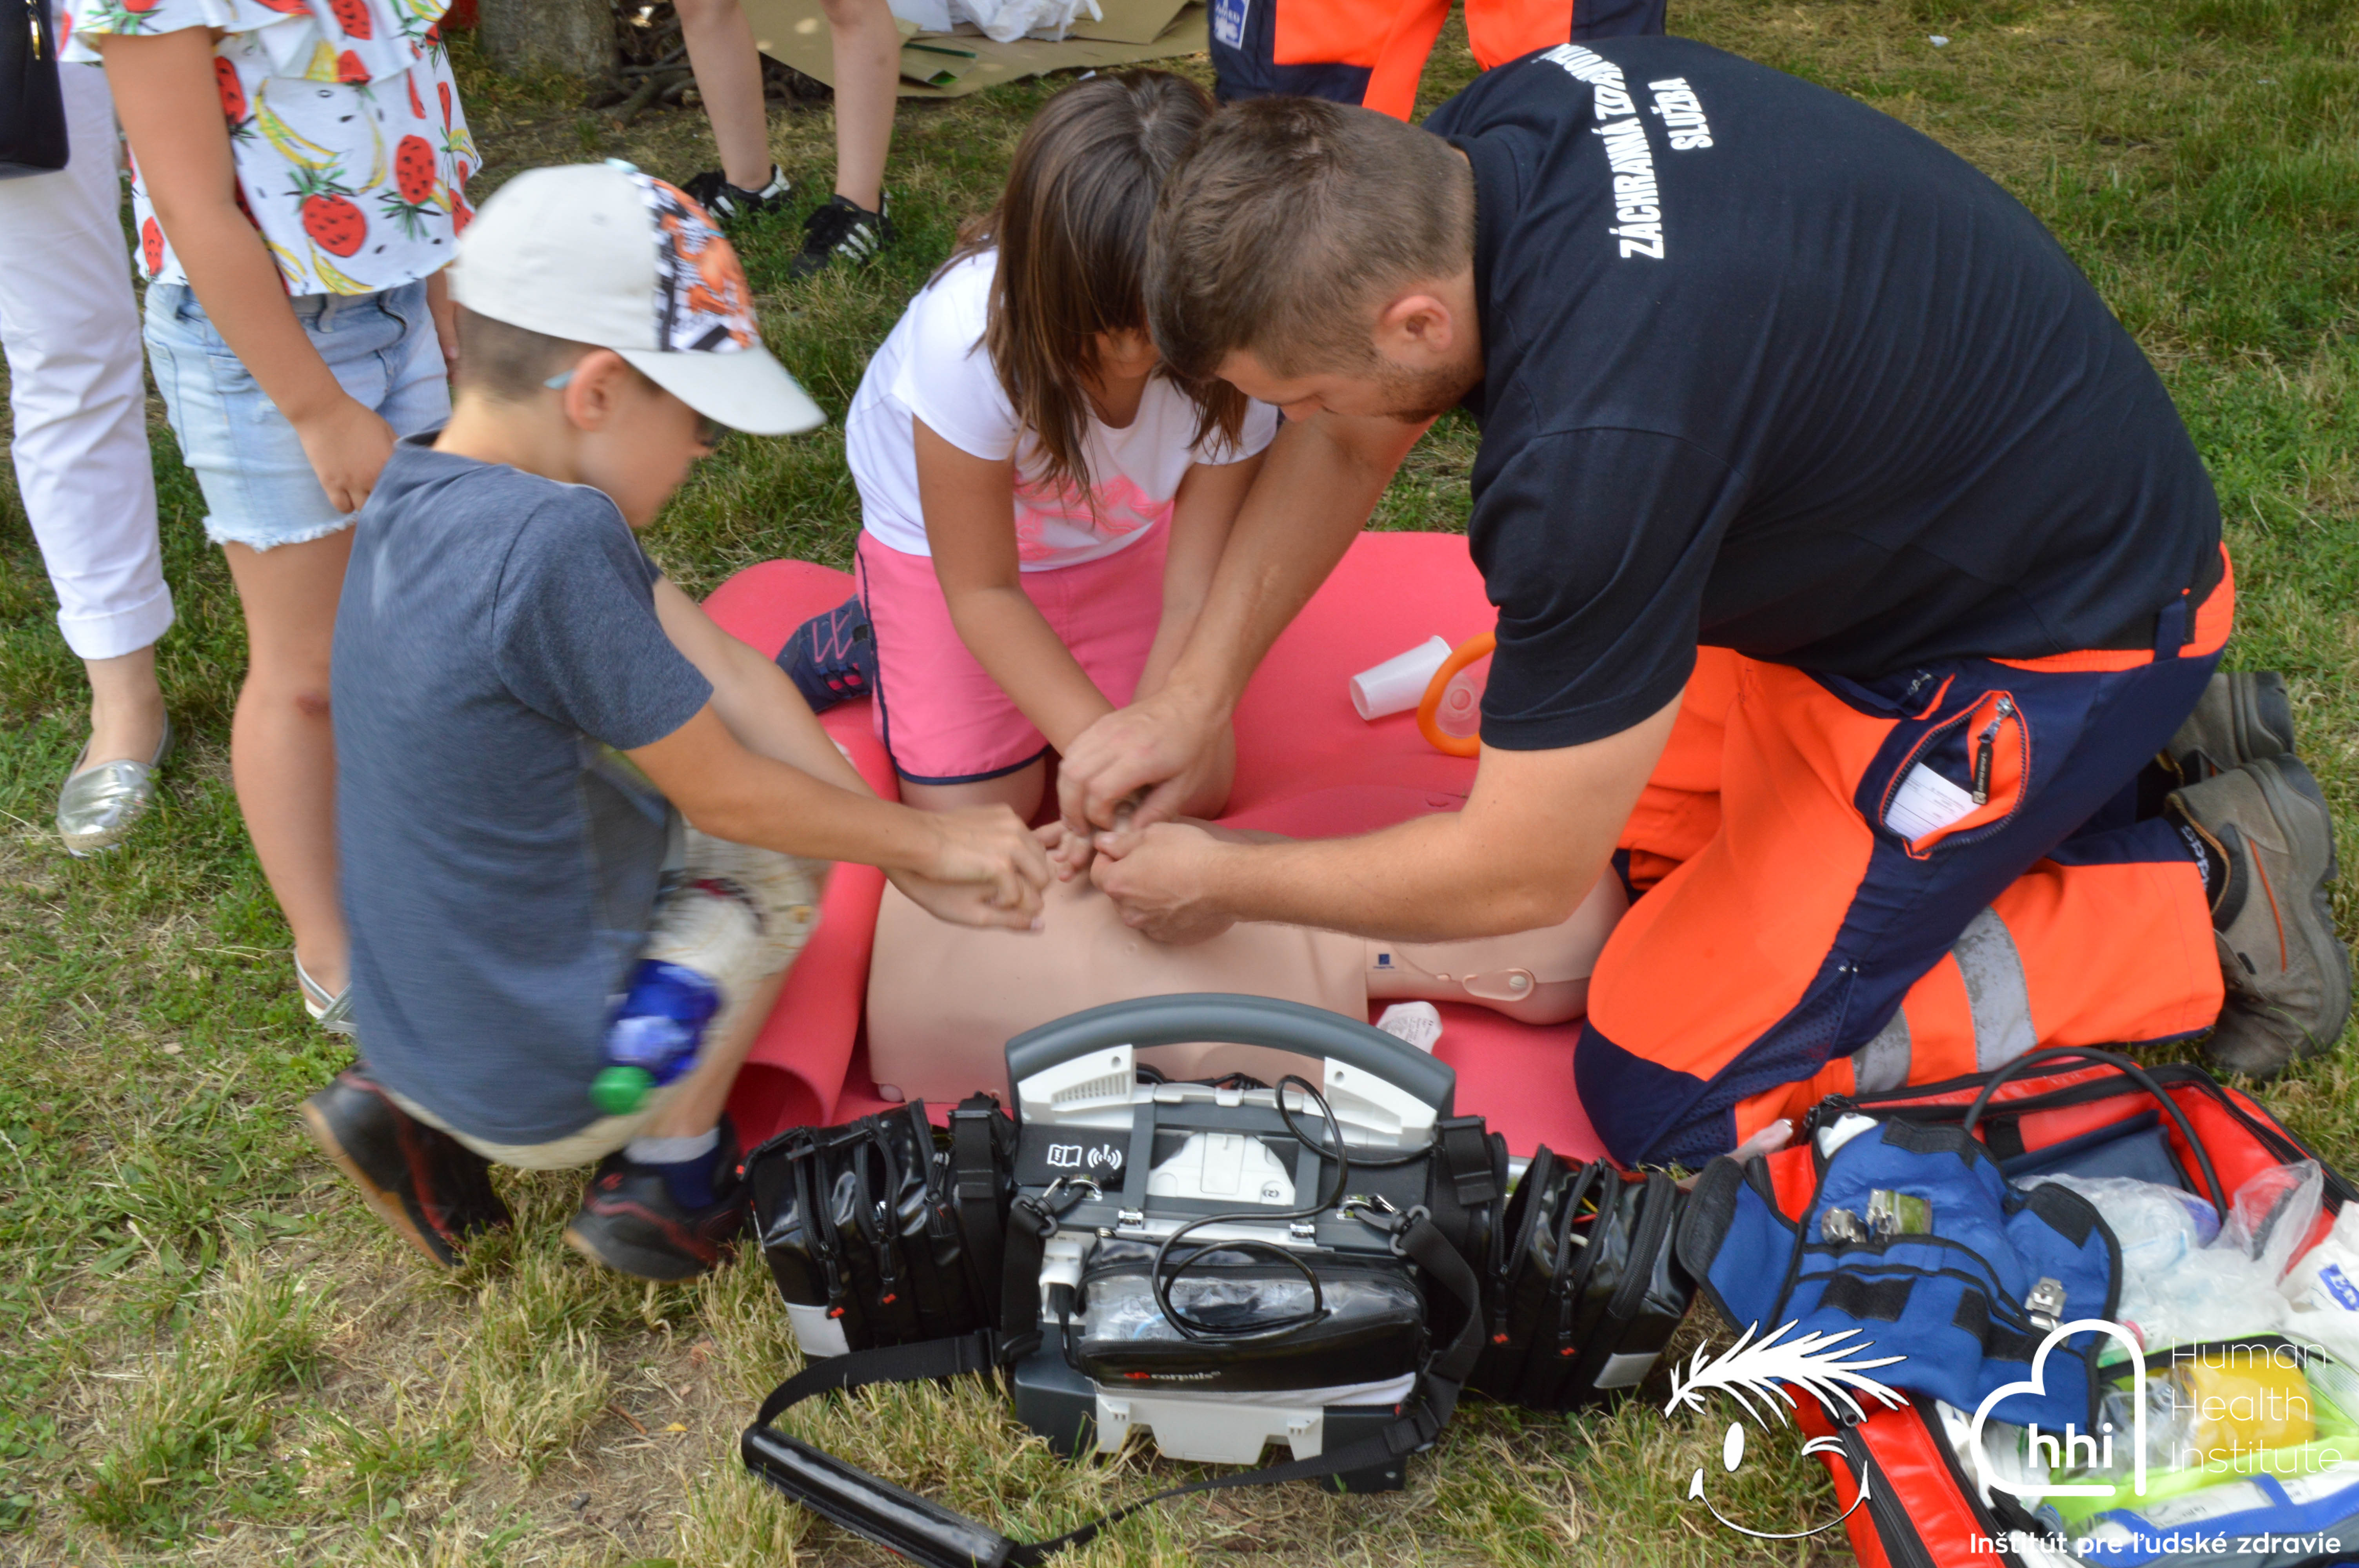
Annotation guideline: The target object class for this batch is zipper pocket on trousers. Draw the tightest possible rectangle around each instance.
[1877,690,2030,855]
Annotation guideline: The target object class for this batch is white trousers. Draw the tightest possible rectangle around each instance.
[0,58,172,662]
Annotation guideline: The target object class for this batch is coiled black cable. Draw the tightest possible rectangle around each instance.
[1148,1075,1348,1342]
[1273,1083,1428,1169]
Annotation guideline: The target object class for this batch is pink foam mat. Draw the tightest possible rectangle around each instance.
[706,533,1605,1163]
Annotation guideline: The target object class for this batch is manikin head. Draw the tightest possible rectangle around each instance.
[1146,98,1485,425]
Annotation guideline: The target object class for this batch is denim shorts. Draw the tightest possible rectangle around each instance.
[143,280,451,551]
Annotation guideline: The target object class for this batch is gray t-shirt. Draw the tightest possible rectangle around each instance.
[333,438,714,1144]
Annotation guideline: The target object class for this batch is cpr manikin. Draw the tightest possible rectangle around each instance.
[864,827,1627,1103]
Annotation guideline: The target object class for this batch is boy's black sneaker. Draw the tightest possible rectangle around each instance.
[788,194,892,278]
[778,594,877,712]
[301,1070,512,1267]
[563,1125,749,1281]
[678,165,793,229]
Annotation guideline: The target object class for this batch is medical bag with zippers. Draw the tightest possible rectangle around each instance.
[1678,1045,2359,1568]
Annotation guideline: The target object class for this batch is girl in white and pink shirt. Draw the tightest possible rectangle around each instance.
[800,72,1276,818]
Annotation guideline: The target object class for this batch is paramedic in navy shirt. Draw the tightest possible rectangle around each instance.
[1057,38,2350,1165]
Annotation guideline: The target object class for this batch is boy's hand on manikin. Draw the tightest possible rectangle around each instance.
[1038,818,1093,882]
[296,394,399,515]
[1058,813,1277,883]
[886,805,1053,930]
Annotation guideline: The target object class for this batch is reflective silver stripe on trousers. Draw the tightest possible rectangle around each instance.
[1954,906,2037,1070]
[1852,1006,1912,1094]
[1848,907,2037,1093]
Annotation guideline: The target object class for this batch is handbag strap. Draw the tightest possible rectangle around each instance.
[1958,1045,2227,1217]
[743,1212,1485,1568]
[948,1096,1010,1308]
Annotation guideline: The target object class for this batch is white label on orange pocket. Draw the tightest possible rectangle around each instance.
[1886,762,1977,841]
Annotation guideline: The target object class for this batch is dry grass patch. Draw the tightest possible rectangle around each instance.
[73,1249,330,1542]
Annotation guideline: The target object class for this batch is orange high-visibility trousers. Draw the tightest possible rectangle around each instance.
[1209,0,1665,117]
[1575,554,2235,1167]
[1361,0,1665,117]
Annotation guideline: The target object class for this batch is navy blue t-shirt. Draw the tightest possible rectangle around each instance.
[333,439,714,1145]
[1423,38,2222,750]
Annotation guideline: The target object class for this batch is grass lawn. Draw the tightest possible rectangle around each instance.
[1,0,2352,1561]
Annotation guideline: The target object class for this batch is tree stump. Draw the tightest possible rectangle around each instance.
[480,0,615,82]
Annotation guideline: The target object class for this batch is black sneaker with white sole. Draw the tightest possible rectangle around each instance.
[563,1124,750,1281]
[787,194,892,278]
[678,165,793,229]
[2169,755,2354,1079]
[301,1069,512,1267]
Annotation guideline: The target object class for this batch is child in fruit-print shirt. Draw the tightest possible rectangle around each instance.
[69,0,476,1030]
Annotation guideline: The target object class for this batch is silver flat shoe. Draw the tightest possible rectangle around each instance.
[57,715,175,858]
[295,955,357,1035]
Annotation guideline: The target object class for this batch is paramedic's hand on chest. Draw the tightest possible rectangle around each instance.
[1090,701,1678,944]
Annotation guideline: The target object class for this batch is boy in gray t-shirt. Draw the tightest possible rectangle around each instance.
[309,165,1049,1280]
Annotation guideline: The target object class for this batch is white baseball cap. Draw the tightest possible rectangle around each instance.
[450,162,824,437]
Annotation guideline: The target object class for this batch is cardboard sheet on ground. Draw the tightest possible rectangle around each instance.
[707,532,1608,1162]
[743,0,1207,99]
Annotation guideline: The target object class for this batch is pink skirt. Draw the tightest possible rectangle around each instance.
[856,526,1169,784]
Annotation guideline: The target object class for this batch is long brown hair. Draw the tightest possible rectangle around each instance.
[945,72,1249,497]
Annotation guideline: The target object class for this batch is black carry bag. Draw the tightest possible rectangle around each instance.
[745,1096,1015,1359]
[1466,1148,1694,1410]
[4,0,69,178]
[739,995,1509,1568]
